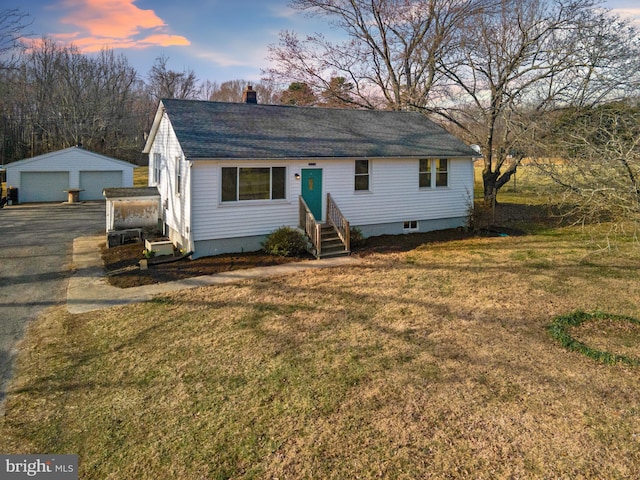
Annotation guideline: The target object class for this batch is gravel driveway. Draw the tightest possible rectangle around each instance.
[0,202,105,406]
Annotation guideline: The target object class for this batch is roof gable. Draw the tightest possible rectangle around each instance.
[149,99,478,160]
[6,146,134,169]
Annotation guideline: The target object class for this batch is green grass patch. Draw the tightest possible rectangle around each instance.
[547,311,640,366]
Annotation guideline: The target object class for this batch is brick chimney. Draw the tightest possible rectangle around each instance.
[242,85,257,104]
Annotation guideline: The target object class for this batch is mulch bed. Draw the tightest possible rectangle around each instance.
[101,199,543,289]
[101,225,526,289]
[101,243,315,288]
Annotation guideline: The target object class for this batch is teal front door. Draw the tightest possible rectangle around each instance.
[301,168,323,220]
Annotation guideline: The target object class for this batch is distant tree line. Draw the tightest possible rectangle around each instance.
[0,8,359,166]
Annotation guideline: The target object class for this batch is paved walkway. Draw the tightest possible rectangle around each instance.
[67,236,360,314]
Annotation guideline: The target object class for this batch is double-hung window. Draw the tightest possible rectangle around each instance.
[175,157,182,195]
[419,159,448,188]
[355,159,370,191]
[221,166,286,202]
[419,159,431,188]
[435,159,448,187]
[153,153,162,184]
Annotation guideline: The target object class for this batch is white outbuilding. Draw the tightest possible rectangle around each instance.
[5,146,134,203]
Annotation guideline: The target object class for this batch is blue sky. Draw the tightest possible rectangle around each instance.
[7,0,640,85]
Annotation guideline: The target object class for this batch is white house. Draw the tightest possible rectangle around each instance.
[5,146,134,203]
[143,90,478,259]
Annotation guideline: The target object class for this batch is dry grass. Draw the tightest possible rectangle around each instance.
[133,166,148,187]
[573,319,640,359]
[1,221,640,478]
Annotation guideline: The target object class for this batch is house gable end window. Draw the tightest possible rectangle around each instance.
[436,159,448,187]
[419,159,431,188]
[419,158,448,188]
[355,159,369,191]
[153,153,162,185]
[221,166,286,202]
[175,157,182,195]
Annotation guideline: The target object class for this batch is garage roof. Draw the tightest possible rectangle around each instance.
[5,146,134,169]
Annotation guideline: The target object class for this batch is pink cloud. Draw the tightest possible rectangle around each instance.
[140,34,191,48]
[51,0,189,51]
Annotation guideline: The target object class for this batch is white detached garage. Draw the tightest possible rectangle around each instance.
[5,146,134,203]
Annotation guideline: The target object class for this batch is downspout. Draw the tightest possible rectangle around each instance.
[187,161,195,256]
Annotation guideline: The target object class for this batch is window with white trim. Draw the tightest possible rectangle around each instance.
[175,157,182,195]
[419,158,448,188]
[221,166,286,202]
[403,220,418,231]
[435,159,448,187]
[419,159,431,188]
[355,159,369,191]
[153,153,162,184]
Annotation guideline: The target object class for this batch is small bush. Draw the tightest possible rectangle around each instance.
[350,226,366,250]
[467,201,495,233]
[262,226,309,257]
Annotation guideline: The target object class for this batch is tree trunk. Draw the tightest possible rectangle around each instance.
[483,168,499,205]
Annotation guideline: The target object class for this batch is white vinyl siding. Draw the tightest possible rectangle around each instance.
[190,157,473,243]
[148,115,190,246]
[192,162,297,241]
[324,158,471,227]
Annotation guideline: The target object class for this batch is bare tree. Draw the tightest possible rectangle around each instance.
[319,76,357,108]
[147,54,200,100]
[264,0,487,110]
[530,101,640,235]
[0,9,31,162]
[0,8,31,68]
[434,0,620,203]
[1,37,146,163]
[265,0,640,204]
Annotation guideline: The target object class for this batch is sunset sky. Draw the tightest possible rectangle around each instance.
[8,0,640,85]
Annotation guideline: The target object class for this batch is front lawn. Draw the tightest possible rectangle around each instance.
[2,209,640,478]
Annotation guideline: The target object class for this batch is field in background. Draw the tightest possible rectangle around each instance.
[133,166,147,187]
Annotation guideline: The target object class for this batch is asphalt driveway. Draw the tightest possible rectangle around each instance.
[0,202,105,406]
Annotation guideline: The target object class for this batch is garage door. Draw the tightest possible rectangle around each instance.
[79,171,123,200]
[20,172,69,203]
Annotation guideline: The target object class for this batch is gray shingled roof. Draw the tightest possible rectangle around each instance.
[160,99,478,160]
